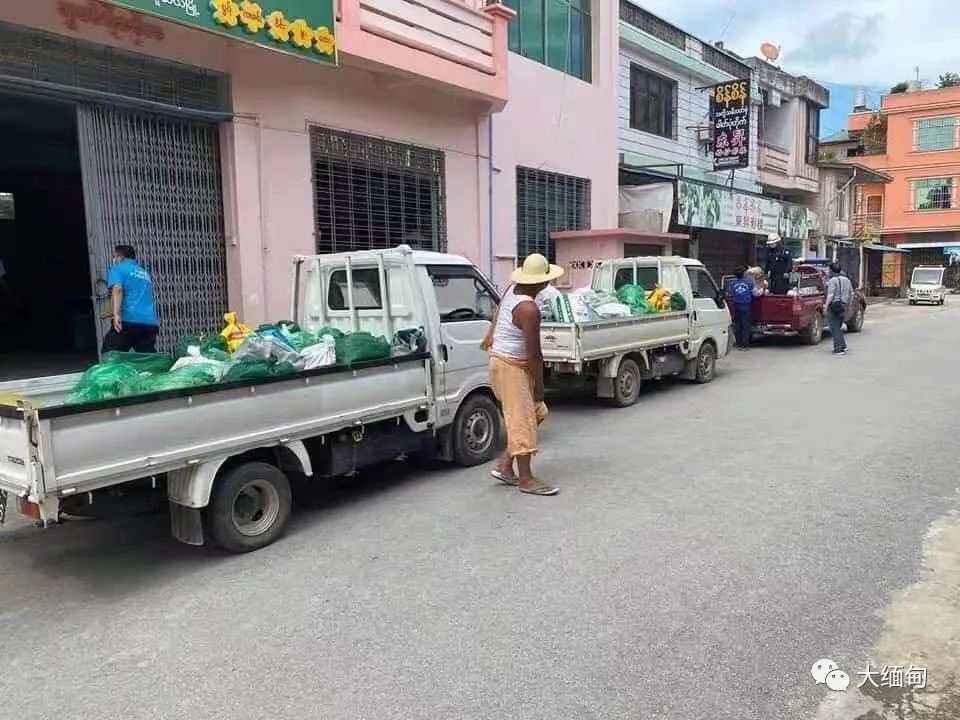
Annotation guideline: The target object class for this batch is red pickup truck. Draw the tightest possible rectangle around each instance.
[724,264,866,344]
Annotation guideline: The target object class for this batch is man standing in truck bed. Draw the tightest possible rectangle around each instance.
[764,234,793,295]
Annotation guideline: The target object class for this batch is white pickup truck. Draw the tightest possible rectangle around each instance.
[0,246,503,552]
[541,256,731,406]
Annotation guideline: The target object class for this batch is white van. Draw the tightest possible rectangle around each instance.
[908,266,947,305]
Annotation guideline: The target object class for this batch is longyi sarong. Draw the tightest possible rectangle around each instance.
[489,354,548,457]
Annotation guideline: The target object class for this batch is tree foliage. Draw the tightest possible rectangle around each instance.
[937,72,960,88]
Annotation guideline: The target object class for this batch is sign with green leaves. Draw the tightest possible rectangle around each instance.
[106,0,337,66]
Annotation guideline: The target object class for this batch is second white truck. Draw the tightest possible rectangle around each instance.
[541,256,731,406]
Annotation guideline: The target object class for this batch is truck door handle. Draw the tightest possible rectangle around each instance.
[440,344,448,361]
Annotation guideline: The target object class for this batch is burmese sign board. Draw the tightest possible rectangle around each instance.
[106,0,338,65]
[677,180,819,241]
[710,79,751,171]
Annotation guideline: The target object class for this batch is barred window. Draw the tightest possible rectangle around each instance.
[912,177,955,211]
[516,167,590,262]
[914,117,959,152]
[309,127,446,254]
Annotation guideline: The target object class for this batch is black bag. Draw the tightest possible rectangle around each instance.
[830,299,846,314]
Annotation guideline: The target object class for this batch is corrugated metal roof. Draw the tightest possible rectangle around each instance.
[820,130,850,144]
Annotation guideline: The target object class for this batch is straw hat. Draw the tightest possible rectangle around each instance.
[511,253,565,285]
[766,233,782,246]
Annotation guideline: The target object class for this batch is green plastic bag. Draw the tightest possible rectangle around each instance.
[176,333,229,359]
[129,365,220,396]
[102,351,173,375]
[258,321,301,334]
[335,332,392,365]
[283,331,319,352]
[617,284,654,315]
[314,325,344,340]
[65,363,142,405]
[670,292,687,311]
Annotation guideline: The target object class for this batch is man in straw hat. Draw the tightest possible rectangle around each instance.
[764,233,792,295]
[480,253,564,496]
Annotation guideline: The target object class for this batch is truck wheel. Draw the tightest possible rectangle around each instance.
[609,358,641,407]
[804,312,823,345]
[909,300,916,305]
[207,462,292,553]
[846,305,864,333]
[452,394,501,466]
[694,343,716,384]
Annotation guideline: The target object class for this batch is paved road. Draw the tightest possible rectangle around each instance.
[2,300,959,720]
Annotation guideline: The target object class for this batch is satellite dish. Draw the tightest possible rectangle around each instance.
[761,43,780,62]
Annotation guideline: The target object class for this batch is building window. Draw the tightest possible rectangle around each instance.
[0,192,13,220]
[516,167,591,262]
[914,117,959,152]
[912,177,955,211]
[835,180,846,220]
[629,64,677,139]
[619,1,685,50]
[806,104,820,164]
[865,195,882,214]
[503,0,592,81]
[309,127,446,254]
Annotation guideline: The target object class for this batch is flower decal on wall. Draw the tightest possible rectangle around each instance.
[266,10,291,42]
[210,0,241,27]
[238,0,265,34]
[314,26,335,56]
[290,18,314,49]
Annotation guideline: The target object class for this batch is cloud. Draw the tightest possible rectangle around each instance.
[632,0,960,87]
[788,13,882,65]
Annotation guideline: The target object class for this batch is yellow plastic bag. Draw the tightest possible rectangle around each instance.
[220,311,252,353]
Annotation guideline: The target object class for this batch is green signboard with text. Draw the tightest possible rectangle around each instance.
[107,0,337,65]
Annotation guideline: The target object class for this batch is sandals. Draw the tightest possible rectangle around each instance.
[490,469,518,486]
[519,482,559,497]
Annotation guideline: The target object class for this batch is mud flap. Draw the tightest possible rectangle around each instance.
[169,502,204,546]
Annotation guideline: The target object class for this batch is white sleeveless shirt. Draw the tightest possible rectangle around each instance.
[491,287,535,360]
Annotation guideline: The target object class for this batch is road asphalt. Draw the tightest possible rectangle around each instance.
[1,299,959,720]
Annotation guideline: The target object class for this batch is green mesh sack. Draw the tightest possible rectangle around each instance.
[221,360,296,383]
[102,351,173,375]
[129,365,220,396]
[176,333,229,359]
[65,363,142,405]
[670,292,687,311]
[335,332,391,365]
[617,284,653,314]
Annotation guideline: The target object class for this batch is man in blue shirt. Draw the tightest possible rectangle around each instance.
[729,267,758,351]
[102,245,159,353]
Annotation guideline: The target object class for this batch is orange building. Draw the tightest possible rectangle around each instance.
[823,84,960,289]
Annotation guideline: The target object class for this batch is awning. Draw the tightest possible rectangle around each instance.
[864,245,910,253]
[896,241,959,249]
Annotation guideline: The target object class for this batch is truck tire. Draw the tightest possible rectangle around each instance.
[609,358,641,407]
[846,304,864,333]
[452,393,501,466]
[804,312,823,345]
[694,343,716,384]
[207,462,292,553]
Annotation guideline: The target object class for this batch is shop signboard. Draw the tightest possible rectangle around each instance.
[710,79,750,171]
[677,180,819,240]
[106,0,338,65]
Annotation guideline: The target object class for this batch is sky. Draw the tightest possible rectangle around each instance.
[636,0,960,138]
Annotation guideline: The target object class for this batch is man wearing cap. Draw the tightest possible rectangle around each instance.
[764,234,792,295]
[481,253,563,496]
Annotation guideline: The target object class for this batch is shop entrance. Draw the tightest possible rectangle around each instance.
[0,95,94,379]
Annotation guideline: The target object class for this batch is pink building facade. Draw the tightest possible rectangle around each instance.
[0,0,617,373]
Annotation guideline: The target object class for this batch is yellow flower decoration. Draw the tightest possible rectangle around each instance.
[210,0,240,27]
[266,10,291,42]
[314,26,336,56]
[290,18,314,49]
[238,0,265,34]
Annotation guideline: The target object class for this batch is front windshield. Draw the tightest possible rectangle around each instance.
[912,268,943,285]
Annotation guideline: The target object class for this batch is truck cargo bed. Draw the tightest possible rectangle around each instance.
[540,312,691,364]
[0,354,432,501]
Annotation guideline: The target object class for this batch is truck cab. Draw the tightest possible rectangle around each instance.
[908,266,947,305]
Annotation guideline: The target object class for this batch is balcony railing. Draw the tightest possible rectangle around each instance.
[760,143,790,175]
[853,212,883,239]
